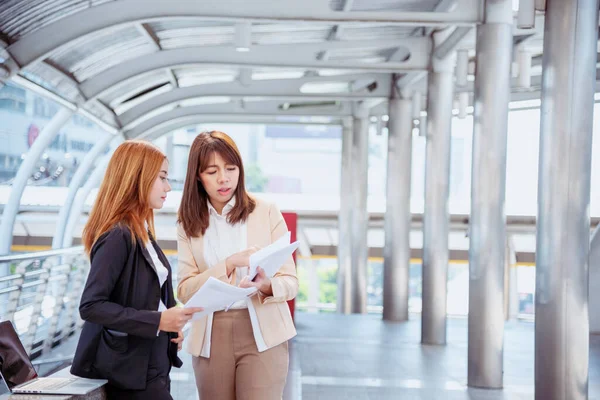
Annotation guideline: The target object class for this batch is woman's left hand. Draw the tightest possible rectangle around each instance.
[171,331,184,351]
[240,266,273,296]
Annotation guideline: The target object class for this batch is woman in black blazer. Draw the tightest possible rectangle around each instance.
[70,140,202,400]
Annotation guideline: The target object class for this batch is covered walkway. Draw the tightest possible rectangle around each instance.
[1,1,600,399]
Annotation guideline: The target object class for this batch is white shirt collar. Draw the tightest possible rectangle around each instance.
[207,196,236,217]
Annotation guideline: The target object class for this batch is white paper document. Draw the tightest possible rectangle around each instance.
[183,233,299,320]
[248,231,299,280]
[184,276,257,321]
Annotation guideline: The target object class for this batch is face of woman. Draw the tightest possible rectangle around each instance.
[148,159,171,209]
[199,152,239,212]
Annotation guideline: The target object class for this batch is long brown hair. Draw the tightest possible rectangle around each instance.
[82,140,166,254]
[178,131,255,237]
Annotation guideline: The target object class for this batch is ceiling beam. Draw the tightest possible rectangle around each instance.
[129,80,600,141]
[9,74,121,134]
[136,23,162,51]
[117,73,391,128]
[79,39,431,99]
[166,68,179,88]
[394,26,473,88]
[136,26,180,90]
[10,74,77,110]
[92,99,123,129]
[433,26,472,59]
[5,0,480,69]
[388,0,461,63]
[133,115,346,142]
[36,60,121,126]
[318,0,355,61]
[238,68,252,86]
[397,13,547,92]
[125,101,354,139]
[40,60,81,89]
[122,95,375,130]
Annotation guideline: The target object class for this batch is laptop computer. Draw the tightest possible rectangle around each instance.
[0,321,107,395]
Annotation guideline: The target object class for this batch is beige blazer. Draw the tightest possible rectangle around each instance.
[177,197,298,357]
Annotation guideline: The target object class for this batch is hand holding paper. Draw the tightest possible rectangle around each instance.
[239,265,271,295]
[183,232,298,319]
[248,232,299,281]
[183,277,257,321]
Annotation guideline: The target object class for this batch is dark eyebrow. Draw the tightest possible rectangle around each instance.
[204,163,236,169]
[160,170,168,175]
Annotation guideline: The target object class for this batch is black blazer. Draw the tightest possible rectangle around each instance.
[70,224,182,390]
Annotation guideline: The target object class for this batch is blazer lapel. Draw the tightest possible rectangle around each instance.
[151,240,176,307]
[139,239,158,277]
[191,235,206,269]
[152,240,171,273]
[229,212,258,284]
[245,206,269,279]
[246,208,259,249]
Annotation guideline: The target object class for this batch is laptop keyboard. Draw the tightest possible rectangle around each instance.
[21,377,78,391]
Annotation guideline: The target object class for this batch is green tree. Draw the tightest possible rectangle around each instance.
[318,265,338,304]
[245,163,268,192]
[296,267,308,303]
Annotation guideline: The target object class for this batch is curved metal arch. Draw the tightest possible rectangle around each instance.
[591,224,600,333]
[139,114,347,142]
[125,102,354,139]
[62,138,123,248]
[0,108,73,255]
[52,132,116,249]
[118,73,392,129]
[6,0,477,69]
[78,40,428,100]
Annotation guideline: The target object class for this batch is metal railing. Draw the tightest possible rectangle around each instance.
[0,246,89,362]
[293,256,537,321]
[0,242,539,366]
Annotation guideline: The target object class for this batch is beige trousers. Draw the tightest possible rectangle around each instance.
[192,308,289,400]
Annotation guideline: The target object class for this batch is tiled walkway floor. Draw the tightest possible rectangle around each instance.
[40,312,600,399]
[292,312,600,400]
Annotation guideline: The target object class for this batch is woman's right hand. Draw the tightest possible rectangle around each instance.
[159,306,203,332]
[225,247,259,275]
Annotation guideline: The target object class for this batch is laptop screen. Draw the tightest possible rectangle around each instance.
[0,321,38,389]
[0,371,11,395]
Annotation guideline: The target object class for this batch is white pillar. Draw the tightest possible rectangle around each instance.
[62,139,121,247]
[382,93,413,322]
[350,106,369,314]
[0,108,73,255]
[337,120,353,314]
[467,0,513,389]
[535,0,599,398]
[421,30,455,345]
[52,133,115,249]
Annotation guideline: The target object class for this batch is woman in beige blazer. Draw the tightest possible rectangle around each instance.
[177,130,298,400]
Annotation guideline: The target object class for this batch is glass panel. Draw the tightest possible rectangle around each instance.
[35,114,110,187]
[0,82,59,184]
[155,123,343,199]
[294,257,472,316]
[517,265,536,316]
[0,82,111,187]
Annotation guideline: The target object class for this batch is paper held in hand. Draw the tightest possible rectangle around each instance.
[248,231,300,280]
[183,277,257,321]
[183,232,299,320]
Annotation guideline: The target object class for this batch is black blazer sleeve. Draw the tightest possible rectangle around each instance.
[79,227,161,339]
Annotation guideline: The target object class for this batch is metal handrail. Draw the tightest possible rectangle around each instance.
[0,273,22,283]
[0,285,20,295]
[0,247,89,361]
[0,246,85,263]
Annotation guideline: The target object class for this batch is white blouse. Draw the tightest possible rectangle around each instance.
[146,240,168,313]
[200,196,267,357]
